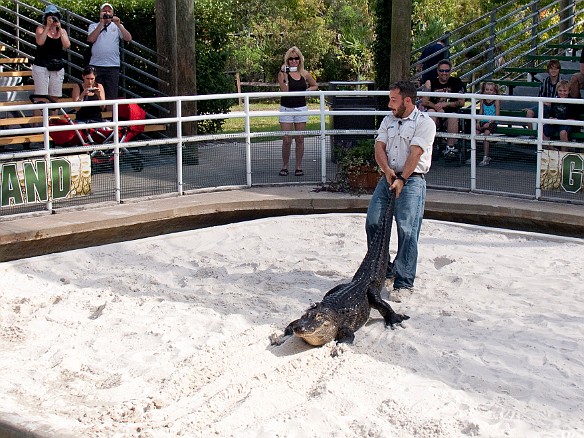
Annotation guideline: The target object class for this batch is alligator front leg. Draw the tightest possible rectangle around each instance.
[269,320,298,345]
[336,326,356,344]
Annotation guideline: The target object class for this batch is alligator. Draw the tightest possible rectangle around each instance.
[271,189,409,347]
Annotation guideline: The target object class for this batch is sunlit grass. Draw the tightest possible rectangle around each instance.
[221,102,328,135]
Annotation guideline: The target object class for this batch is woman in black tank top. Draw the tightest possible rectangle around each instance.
[277,46,318,177]
[32,5,71,101]
[71,66,106,122]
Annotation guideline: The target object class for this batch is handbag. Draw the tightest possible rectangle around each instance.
[45,59,64,71]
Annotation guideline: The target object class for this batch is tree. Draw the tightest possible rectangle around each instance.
[325,0,375,80]
[374,0,392,91]
[155,0,196,136]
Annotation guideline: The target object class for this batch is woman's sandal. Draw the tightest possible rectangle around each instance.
[294,169,304,176]
[279,168,289,176]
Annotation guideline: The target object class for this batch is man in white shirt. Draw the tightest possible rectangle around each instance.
[365,81,436,303]
[87,3,132,100]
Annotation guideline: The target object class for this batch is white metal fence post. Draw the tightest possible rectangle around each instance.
[319,92,327,184]
[244,95,252,187]
[176,100,183,195]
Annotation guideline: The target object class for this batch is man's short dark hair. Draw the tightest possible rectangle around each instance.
[389,81,417,102]
[437,59,452,69]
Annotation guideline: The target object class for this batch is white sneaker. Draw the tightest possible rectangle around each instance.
[389,287,413,303]
[443,146,459,159]
[479,156,491,166]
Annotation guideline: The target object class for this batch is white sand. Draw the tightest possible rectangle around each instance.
[1,214,583,437]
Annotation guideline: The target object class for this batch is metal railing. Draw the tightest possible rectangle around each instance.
[1,89,583,219]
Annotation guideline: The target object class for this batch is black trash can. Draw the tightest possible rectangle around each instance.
[328,81,377,161]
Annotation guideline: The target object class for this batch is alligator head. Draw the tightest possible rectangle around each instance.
[289,305,339,346]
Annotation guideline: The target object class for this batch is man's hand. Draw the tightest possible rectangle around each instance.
[434,102,447,112]
[385,170,403,198]
[389,176,405,198]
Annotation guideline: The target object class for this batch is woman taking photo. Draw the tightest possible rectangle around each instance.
[32,4,71,102]
[71,66,106,122]
[277,46,318,177]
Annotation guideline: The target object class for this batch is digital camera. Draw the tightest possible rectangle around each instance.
[102,13,112,19]
[285,66,298,73]
[46,13,60,23]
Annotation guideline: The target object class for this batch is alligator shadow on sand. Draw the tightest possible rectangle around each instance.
[270,188,409,348]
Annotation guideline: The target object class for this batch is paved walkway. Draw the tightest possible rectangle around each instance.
[1,186,583,262]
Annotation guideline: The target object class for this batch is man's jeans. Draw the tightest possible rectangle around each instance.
[365,176,426,289]
[91,66,121,100]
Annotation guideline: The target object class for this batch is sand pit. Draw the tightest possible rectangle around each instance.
[1,214,583,437]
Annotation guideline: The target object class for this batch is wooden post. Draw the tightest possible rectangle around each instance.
[156,0,197,160]
[176,0,197,163]
[389,0,412,84]
[176,0,196,135]
[155,0,177,117]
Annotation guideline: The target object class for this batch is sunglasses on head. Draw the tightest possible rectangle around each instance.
[288,57,300,61]
[438,68,451,73]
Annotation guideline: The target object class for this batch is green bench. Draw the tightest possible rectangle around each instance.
[503,67,579,75]
[495,109,584,140]
[525,54,580,62]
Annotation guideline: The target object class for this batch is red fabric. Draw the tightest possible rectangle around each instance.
[49,103,147,146]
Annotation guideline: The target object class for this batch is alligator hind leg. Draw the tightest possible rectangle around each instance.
[369,293,409,329]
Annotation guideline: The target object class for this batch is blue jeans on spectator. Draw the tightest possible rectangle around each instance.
[91,66,120,100]
[365,175,426,289]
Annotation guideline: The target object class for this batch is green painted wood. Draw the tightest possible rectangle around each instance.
[502,67,578,74]
[525,54,580,61]
[491,80,540,87]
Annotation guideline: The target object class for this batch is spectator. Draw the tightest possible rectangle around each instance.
[569,48,584,98]
[71,66,106,122]
[277,46,318,177]
[475,81,500,166]
[87,3,132,100]
[365,81,436,303]
[526,59,561,119]
[421,59,465,157]
[543,80,578,151]
[417,39,449,85]
[32,4,71,103]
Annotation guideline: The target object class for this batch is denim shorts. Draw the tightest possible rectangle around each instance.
[279,106,309,124]
[543,123,573,137]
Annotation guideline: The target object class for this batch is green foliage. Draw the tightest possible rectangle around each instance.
[336,138,377,168]
[324,0,374,80]
[195,0,237,133]
[225,0,375,82]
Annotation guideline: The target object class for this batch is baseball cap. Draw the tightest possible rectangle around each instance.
[44,4,59,14]
[100,3,113,11]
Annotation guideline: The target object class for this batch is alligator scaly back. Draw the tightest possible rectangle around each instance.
[271,189,409,347]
